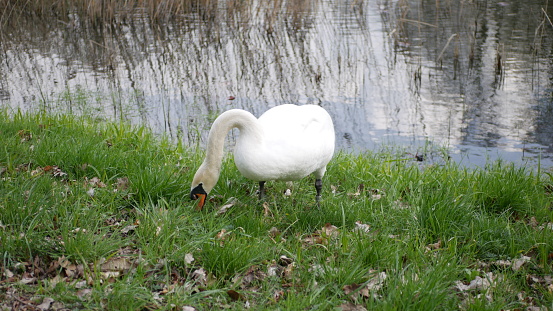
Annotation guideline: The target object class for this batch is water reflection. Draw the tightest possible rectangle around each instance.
[1,0,552,168]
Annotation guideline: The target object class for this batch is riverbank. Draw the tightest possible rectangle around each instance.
[1,111,552,310]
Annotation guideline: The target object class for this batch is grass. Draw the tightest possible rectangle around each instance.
[0,110,552,310]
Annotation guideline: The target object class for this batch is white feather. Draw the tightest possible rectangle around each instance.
[191,104,335,201]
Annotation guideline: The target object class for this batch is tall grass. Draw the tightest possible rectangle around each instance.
[0,0,217,25]
[0,111,552,310]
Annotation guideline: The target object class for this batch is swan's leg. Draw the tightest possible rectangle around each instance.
[315,178,323,206]
[258,181,266,200]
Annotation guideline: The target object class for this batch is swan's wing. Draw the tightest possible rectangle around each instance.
[251,105,335,180]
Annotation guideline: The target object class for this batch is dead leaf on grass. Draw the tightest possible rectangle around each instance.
[268,227,280,238]
[278,255,293,266]
[338,302,368,311]
[36,297,54,311]
[263,202,273,218]
[184,253,195,265]
[353,221,371,234]
[321,223,339,238]
[302,223,340,246]
[18,129,32,142]
[425,239,442,251]
[217,202,234,215]
[215,229,230,241]
[191,268,208,286]
[455,272,496,292]
[227,289,245,301]
[115,177,130,191]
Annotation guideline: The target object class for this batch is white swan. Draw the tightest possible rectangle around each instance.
[190,104,335,210]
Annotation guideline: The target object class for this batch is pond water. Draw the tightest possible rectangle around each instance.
[1,0,553,168]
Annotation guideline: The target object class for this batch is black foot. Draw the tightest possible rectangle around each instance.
[315,178,322,208]
[258,181,266,201]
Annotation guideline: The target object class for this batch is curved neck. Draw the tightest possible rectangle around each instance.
[203,109,262,172]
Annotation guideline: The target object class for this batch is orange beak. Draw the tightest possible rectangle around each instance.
[195,193,207,211]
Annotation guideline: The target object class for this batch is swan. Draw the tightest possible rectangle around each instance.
[190,104,335,210]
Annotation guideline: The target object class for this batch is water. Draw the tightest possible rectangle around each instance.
[1,0,553,168]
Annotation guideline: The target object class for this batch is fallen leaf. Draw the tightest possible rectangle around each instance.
[184,253,195,265]
[19,276,37,284]
[512,256,531,271]
[267,262,282,277]
[215,229,229,240]
[182,307,197,311]
[4,269,14,278]
[425,239,442,251]
[76,288,92,298]
[366,271,387,291]
[272,290,285,302]
[100,257,133,273]
[121,225,137,234]
[217,202,234,215]
[115,177,130,191]
[87,177,106,188]
[338,302,368,311]
[278,255,293,266]
[321,223,339,238]
[18,129,32,142]
[268,227,280,238]
[37,297,54,311]
[239,265,266,286]
[455,272,495,292]
[263,202,273,217]
[343,283,370,302]
[301,234,324,245]
[227,289,245,301]
[191,268,207,286]
[354,221,371,234]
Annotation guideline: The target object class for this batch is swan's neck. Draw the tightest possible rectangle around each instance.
[202,109,262,178]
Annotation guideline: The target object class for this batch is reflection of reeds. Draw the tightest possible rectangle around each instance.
[0,0,216,26]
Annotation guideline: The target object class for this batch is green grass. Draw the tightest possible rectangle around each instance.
[0,110,552,310]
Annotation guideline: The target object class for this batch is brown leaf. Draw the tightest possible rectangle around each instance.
[512,256,531,271]
[184,253,195,265]
[268,227,280,238]
[278,255,293,266]
[19,276,37,285]
[263,202,273,218]
[98,257,134,279]
[215,229,229,240]
[217,202,234,215]
[425,239,442,251]
[191,268,207,286]
[37,297,54,311]
[115,177,130,191]
[302,234,324,245]
[338,302,368,311]
[18,129,32,142]
[321,223,339,238]
[272,290,285,302]
[227,289,245,301]
[88,177,106,188]
[343,283,369,301]
[267,262,283,277]
[354,221,371,234]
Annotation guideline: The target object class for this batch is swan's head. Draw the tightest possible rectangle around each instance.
[190,164,219,210]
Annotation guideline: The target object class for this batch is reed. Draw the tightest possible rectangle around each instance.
[0,0,216,26]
